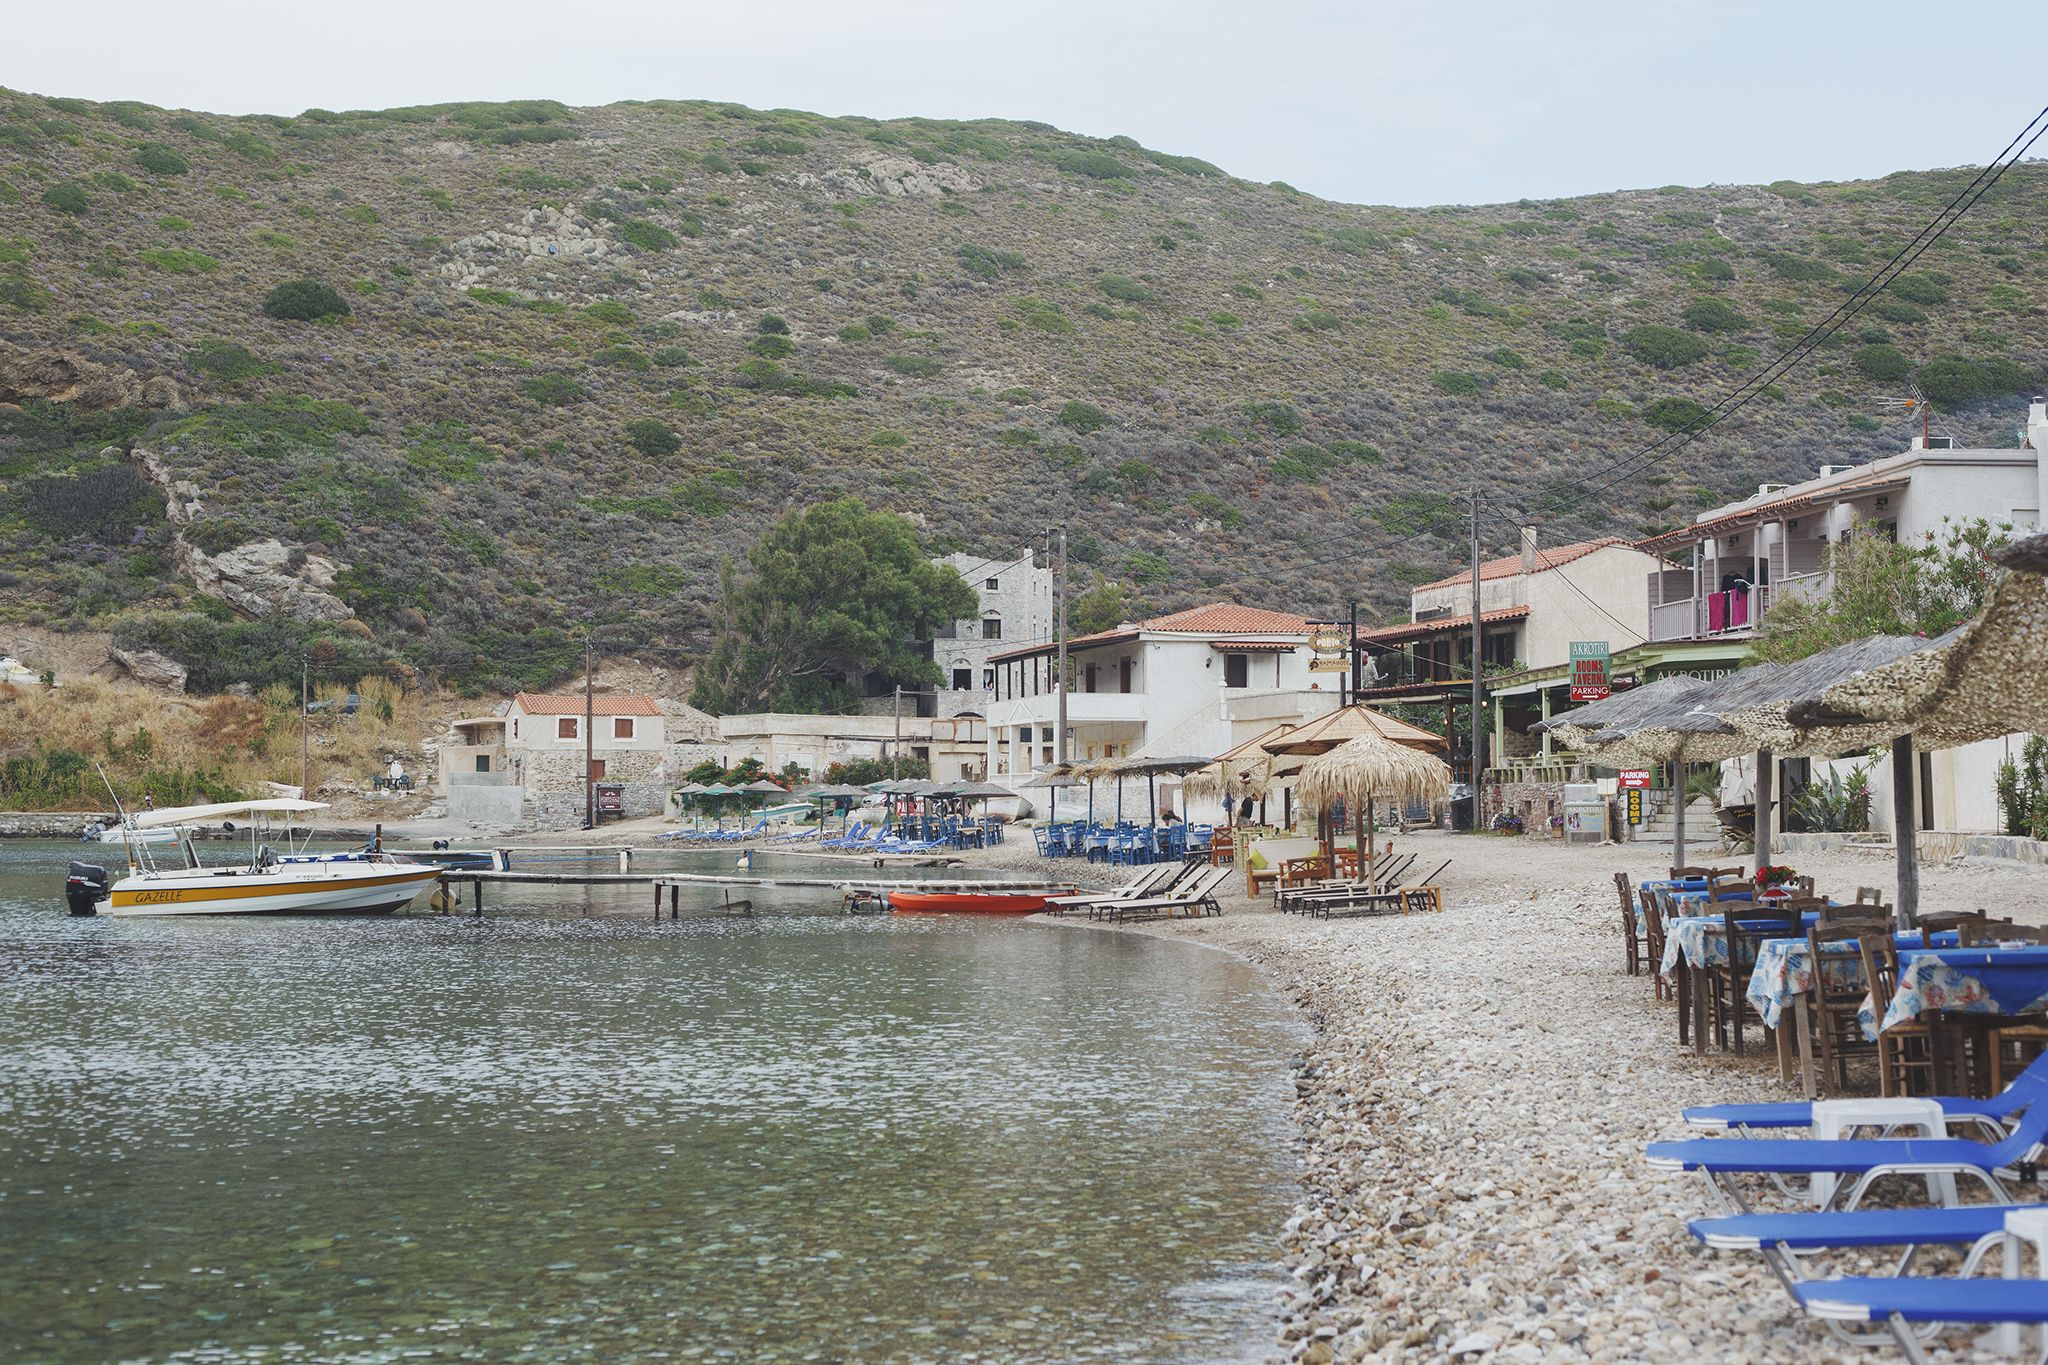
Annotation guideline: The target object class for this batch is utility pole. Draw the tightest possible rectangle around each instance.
[299,656,309,797]
[583,634,595,829]
[892,684,903,780]
[1346,598,1358,708]
[1053,527,1069,767]
[1468,487,1485,799]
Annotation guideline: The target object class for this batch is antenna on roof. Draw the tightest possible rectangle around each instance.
[1876,380,1946,448]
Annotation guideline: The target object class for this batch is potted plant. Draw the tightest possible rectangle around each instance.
[1753,863,1799,891]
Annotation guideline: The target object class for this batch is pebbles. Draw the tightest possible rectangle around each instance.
[1089,831,2048,1364]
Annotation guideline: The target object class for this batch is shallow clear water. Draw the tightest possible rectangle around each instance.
[0,841,1302,1362]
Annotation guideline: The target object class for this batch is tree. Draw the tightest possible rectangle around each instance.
[262,279,352,321]
[1069,579,1129,635]
[1751,519,2007,664]
[689,498,978,714]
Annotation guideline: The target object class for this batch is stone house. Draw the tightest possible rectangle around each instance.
[439,691,669,827]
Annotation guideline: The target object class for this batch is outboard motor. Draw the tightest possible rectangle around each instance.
[65,862,109,917]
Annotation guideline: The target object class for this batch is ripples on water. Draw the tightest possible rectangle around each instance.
[0,843,1302,1362]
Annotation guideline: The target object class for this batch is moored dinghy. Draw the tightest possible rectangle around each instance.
[886,889,1066,915]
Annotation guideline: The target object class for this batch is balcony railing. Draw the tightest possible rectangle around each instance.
[1645,571,1833,643]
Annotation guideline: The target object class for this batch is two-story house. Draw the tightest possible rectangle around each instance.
[439,691,669,826]
[1353,536,1668,780]
[925,549,1056,718]
[981,603,1343,789]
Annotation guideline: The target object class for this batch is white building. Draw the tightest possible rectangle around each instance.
[1641,399,2048,837]
[982,603,1343,788]
[439,692,669,826]
[927,548,1055,717]
[714,712,988,784]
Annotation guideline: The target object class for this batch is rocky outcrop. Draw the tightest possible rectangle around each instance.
[183,539,353,623]
[130,444,207,525]
[110,646,188,693]
[0,342,182,411]
[437,205,611,289]
[813,157,981,200]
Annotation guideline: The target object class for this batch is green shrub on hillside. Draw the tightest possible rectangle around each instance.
[1371,492,1455,537]
[749,333,794,358]
[1852,344,1912,383]
[1243,401,1299,434]
[592,346,652,370]
[624,419,680,456]
[954,243,1027,278]
[1889,272,1950,305]
[1624,324,1709,368]
[1057,401,1111,432]
[652,346,697,368]
[1098,274,1153,303]
[1681,297,1748,333]
[1642,396,1710,432]
[884,355,941,377]
[738,359,857,397]
[1915,354,2033,409]
[142,248,220,274]
[262,279,352,321]
[134,143,189,176]
[1869,298,1927,324]
[188,339,278,382]
[618,218,678,251]
[1433,370,1481,396]
[1483,347,1526,369]
[41,183,90,215]
[519,373,586,405]
[1052,150,1131,179]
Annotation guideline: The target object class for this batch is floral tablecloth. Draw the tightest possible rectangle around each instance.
[1867,946,2048,1037]
[1658,909,1829,977]
[1745,930,1946,1030]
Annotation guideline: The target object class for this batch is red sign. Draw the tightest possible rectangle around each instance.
[1618,770,1652,789]
[1568,641,1611,702]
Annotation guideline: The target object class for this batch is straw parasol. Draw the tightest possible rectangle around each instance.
[1263,705,1447,867]
[1295,735,1453,890]
[1111,754,1215,825]
[1535,674,1709,751]
[1182,724,1298,814]
[1021,768,1083,822]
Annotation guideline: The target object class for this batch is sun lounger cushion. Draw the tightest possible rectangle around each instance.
[1682,1098,2007,1131]
[1690,1205,2024,1252]
[1647,1136,2016,1175]
[1792,1277,2048,1324]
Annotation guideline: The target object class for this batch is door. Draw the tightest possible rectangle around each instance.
[1118,658,1132,694]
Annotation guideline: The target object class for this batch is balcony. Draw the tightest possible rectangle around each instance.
[1645,572,1832,643]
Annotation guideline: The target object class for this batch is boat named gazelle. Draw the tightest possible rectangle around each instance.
[67,798,443,918]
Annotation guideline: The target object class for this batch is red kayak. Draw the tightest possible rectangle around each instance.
[886,890,1063,915]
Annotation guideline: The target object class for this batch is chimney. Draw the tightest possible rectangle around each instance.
[1520,526,1539,575]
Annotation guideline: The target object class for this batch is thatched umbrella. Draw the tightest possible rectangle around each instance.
[1113,754,1215,825]
[1021,769,1083,823]
[1537,674,1709,751]
[1294,736,1453,890]
[1183,724,1298,823]
[1264,705,1449,869]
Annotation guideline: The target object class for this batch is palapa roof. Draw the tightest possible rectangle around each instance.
[1294,735,1454,808]
[1261,704,1449,756]
[1182,723,1299,801]
[1532,675,1708,747]
[1410,538,1634,593]
[513,691,662,717]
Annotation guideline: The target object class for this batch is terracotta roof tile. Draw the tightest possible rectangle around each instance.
[1354,605,1531,643]
[513,691,663,717]
[988,601,1311,661]
[1411,538,1632,593]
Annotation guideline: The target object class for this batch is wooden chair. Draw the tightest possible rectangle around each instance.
[1614,872,1649,975]
[1805,920,1889,1096]
[1706,870,1751,904]
[1708,905,1789,1056]
[1857,932,1938,1097]
[1639,888,1673,1001]
[1958,921,2048,947]
[1855,886,1887,906]
[1207,827,1237,866]
[1670,865,1716,880]
[1916,910,2001,937]
[1822,898,1889,926]
[1952,922,2048,1092]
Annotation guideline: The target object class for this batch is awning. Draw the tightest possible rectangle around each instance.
[1356,605,1529,645]
[1209,641,1299,652]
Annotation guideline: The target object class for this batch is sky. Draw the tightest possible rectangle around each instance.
[6,0,2040,206]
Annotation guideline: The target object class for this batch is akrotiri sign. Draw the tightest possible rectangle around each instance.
[1568,641,1611,701]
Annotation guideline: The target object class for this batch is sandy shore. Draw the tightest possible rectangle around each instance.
[1044,830,2048,1364]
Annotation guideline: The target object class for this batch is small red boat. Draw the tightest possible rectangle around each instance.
[886,890,1063,915]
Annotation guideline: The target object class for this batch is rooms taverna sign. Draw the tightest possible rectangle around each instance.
[1569,641,1611,701]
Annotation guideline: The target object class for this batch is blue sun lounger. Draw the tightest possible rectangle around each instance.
[1683,1051,2048,1140]
[1793,1209,2048,1365]
[1691,1204,2024,1295]
[1646,1101,2048,1213]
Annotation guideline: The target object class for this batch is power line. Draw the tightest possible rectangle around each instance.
[1479,507,1646,646]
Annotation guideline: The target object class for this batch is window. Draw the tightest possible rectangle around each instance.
[981,667,994,689]
[613,717,635,740]
[952,668,973,690]
[557,717,578,740]
[1084,663,1098,693]
[981,617,1002,640]
[1223,653,1249,688]
[984,577,1000,590]
[474,754,491,773]
[1483,630,1516,669]
[1019,727,1034,742]
[1118,658,1133,694]
[588,758,606,781]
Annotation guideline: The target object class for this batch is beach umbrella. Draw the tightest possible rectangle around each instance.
[1184,724,1299,823]
[1294,736,1453,890]
[1115,754,1217,827]
[1022,769,1082,823]
[1263,704,1448,865]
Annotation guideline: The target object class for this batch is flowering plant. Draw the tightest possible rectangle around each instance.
[1753,864,1799,888]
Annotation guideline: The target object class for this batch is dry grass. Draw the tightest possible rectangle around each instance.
[0,675,456,810]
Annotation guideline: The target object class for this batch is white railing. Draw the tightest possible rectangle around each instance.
[1649,599,1697,642]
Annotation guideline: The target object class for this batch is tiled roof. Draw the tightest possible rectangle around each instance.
[1412,539,1633,593]
[988,602,1310,661]
[512,691,663,717]
[1354,605,1531,644]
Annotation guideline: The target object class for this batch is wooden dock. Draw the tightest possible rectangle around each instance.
[429,867,1067,919]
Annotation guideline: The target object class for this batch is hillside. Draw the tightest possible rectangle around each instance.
[1,91,2043,695]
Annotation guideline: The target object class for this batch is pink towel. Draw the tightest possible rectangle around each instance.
[1707,592,1726,633]
[1729,590,1750,628]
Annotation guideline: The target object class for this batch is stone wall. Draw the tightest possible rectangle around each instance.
[1482,779,1568,836]
[0,811,111,838]
[525,747,667,828]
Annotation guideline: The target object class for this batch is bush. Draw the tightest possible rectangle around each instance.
[955,243,1027,278]
[1052,150,1132,179]
[134,143,189,176]
[1483,347,1525,369]
[624,419,680,456]
[651,346,697,368]
[142,248,220,274]
[262,279,352,321]
[1852,344,1912,383]
[618,218,678,251]
[591,345,651,370]
[1057,400,1110,433]
[883,355,941,377]
[1432,370,1481,396]
[1624,324,1709,369]
[188,339,278,381]
[41,183,90,214]
[1888,272,1950,305]
[1098,274,1154,303]
[1915,354,2034,409]
[519,373,586,405]
[758,315,789,335]
[749,333,793,358]
[1642,396,1711,432]
[1681,297,1748,333]
[1870,298,1927,324]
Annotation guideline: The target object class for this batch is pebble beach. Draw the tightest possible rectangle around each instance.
[1043,831,2048,1364]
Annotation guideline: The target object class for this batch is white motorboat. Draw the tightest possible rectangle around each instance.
[68,798,443,918]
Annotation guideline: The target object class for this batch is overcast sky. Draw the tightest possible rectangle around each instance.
[7,0,2038,206]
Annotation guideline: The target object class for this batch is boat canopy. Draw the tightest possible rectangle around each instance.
[130,798,329,830]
